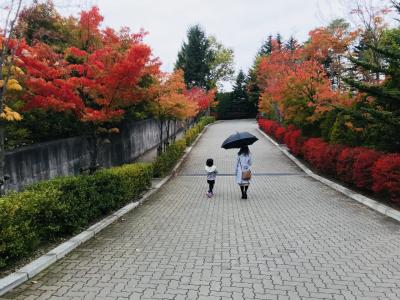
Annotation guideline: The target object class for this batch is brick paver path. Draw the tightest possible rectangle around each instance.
[4,120,400,300]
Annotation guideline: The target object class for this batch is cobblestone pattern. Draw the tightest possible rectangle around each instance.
[3,120,400,300]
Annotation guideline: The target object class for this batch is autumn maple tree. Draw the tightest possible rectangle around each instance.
[150,70,199,154]
[257,26,356,131]
[19,7,160,172]
[184,86,216,113]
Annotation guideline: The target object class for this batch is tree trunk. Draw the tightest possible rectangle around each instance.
[0,85,7,195]
[185,119,189,133]
[157,120,164,155]
[165,119,171,151]
[172,119,177,142]
[0,122,5,195]
[88,133,100,174]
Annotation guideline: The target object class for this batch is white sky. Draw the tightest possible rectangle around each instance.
[53,0,391,88]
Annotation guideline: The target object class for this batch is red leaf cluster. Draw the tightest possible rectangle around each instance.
[274,127,286,143]
[258,119,279,138]
[284,129,304,156]
[18,7,161,125]
[353,150,382,189]
[302,138,328,171]
[257,29,356,125]
[258,118,398,204]
[320,144,345,176]
[184,87,215,112]
[372,155,400,203]
[336,147,364,184]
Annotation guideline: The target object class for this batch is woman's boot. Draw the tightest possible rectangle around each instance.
[244,186,249,199]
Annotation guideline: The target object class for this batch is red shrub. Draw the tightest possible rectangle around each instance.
[352,149,382,190]
[275,127,286,143]
[284,129,304,156]
[336,147,364,184]
[372,154,400,203]
[320,144,345,176]
[302,138,329,171]
[259,119,280,140]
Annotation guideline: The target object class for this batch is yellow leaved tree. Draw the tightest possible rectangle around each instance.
[0,0,24,194]
[150,70,199,154]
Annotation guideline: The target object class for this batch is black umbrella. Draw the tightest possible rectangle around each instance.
[221,132,259,149]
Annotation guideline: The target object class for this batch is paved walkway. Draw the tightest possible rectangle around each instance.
[3,120,400,300]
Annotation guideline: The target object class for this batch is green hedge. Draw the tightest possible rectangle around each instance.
[185,126,201,146]
[153,116,215,177]
[0,163,153,270]
[185,116,215,146]
[153,139,187,177]
[0,116,215,270]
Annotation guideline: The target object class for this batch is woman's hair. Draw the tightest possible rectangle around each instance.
[206,158,214,167]
[238,145,250,156]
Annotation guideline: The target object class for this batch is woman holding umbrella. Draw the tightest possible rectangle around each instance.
[221,132,258,200]
[236,145,252,199]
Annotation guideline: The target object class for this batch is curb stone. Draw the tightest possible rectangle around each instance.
[0,123,211,297]
[257,127,400,223]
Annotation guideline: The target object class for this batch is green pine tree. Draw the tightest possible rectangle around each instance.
[175,25,212,89]
[231,70,255,118]
[285,36,298,51]
[343,27,400,151]
[276,33,283,50]
[259,35,273,56]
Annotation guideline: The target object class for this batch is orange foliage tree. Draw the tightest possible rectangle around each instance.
[150,70,199,154]
[19,7,160,172]
[184,86,216,115]
[257,27,356,130]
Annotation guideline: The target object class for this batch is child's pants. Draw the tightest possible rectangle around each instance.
[207,180,215,193]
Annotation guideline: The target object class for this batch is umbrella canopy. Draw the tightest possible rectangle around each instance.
[221,132,259,149]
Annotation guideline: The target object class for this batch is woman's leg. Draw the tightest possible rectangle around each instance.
[240,185,245,198]
[244,185,249,199]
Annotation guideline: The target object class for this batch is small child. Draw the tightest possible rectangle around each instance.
[205,158,217,198]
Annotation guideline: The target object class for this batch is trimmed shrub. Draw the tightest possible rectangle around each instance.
[155,116,214,178]
[153,140,186,177]
[319,144,345,177]
[302,138,328,171]
[0,163,153,270]
[185,116,215,146]
[0,187,61,269]
[198,116,215,126]
[336,147,364,184]
[284,129,304,156]
[372,154,400,203]
[259,119,279,137]
[185,126,201,146]
[275,126,287,143]
[352,149,382,190]
[154,116,214,178]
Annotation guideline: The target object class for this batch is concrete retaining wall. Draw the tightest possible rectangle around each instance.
[5,119,183,191]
